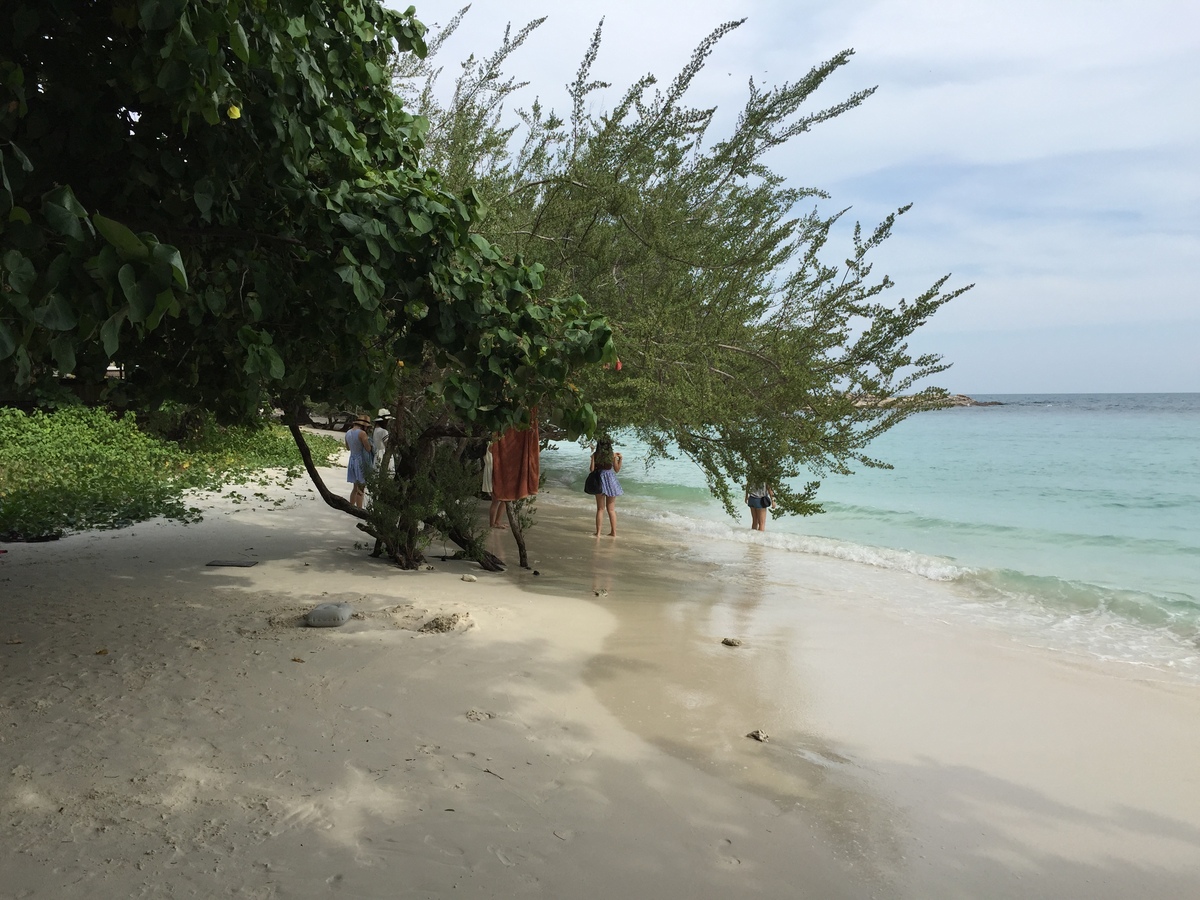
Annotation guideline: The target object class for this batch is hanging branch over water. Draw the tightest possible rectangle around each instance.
[393,11,972,517]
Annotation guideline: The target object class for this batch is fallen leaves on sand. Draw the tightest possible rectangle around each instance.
[95,648,109,656]
[466,709,495,722]
[291,657,304,663]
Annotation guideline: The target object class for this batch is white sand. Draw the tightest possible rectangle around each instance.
[3,469,1199,898]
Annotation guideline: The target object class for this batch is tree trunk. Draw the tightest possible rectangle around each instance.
[283,407,505,571]
[505,501,529,569]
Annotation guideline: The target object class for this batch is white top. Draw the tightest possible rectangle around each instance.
[372,426,388,465]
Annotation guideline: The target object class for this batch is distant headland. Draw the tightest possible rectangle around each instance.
[850,393,1004,408]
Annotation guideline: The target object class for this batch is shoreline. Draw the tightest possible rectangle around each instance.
[3,473,1200,897]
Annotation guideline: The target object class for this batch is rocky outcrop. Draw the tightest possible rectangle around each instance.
[850,393,1003,408]
[945,394,1003,407]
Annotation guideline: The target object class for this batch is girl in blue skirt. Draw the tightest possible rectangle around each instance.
[590,438,623,536]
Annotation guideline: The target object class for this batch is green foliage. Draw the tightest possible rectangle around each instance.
[396,13,972,516]
[1,0,612,439]
[0,406,339,539]
[362,450,439,566]
[362,439,490,568]
[426,443,489,558]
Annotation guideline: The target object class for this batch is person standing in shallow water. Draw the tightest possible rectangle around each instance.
[344,415,373,509]
[745,482,774,531]
[590,438,623,536]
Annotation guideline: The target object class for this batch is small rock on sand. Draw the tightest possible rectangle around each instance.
[461,574,477,582]
[721,637,742,647]
[746,729,769,742]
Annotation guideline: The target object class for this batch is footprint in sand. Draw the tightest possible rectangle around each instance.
[718,837,742,867]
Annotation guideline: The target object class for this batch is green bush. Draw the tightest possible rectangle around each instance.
[0,407,340,540]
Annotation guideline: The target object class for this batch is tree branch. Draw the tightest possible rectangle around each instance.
[284,419,367,520]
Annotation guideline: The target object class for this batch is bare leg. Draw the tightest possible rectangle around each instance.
[594,495,605,536]
[490,499,508,528]
[606,496,617,536]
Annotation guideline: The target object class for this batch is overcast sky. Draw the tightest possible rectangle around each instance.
[401,1,1199,392]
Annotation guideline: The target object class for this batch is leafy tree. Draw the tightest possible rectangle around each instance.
[0,1,613,489]
[395,13,972,516]
[2,1,614,565]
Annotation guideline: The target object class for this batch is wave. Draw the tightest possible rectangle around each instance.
[618,503,1200,645]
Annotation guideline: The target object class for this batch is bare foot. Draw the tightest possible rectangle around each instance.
[491,523,508,529]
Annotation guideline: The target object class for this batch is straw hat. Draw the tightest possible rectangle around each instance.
[353,414,371,427]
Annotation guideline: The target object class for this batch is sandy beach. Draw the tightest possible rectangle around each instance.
[3,465,1200,898]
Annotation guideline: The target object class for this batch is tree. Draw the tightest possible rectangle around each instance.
[395,13,972,516]
[0,0,612,451]
[1,1,614,563]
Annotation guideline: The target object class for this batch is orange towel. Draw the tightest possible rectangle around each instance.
[489,419,540,501]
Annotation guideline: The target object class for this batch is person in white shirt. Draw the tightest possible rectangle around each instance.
[372,409,391,472]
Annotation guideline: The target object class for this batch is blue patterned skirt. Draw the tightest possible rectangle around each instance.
[598,469,623,497]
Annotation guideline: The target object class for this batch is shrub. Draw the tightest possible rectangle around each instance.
[0,407,340,540]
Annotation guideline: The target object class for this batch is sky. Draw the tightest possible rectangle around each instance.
[396,1,1199,393]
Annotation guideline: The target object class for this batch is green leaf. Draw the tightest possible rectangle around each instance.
[117,264,138,305]
[230,22,250,62]
[193,179,214,217]
[151,242,188,289]
[7,142,33,174]
[139,0,188,31]
[94,215,150,261]
[2,249,36,293]
[407,210,433,234]
[146,289,175,330]
[0,321,15,360]
[265,347,285,379]
[32,295,77,331]
[43,200,85,241]
[42,185,87,217]
[50,335,77,374]
[204,287,226,315]
[100,311,125,357]
[129,280,156,325]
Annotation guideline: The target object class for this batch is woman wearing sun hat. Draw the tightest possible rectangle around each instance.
[345,414,374,509]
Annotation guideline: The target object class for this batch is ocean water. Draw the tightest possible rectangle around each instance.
[541,394,1200,679]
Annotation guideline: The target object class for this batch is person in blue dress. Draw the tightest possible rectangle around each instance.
[590,438,623,537]
[345,415,374,509]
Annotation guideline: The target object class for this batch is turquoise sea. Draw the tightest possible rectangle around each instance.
[541,394,1200,679]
